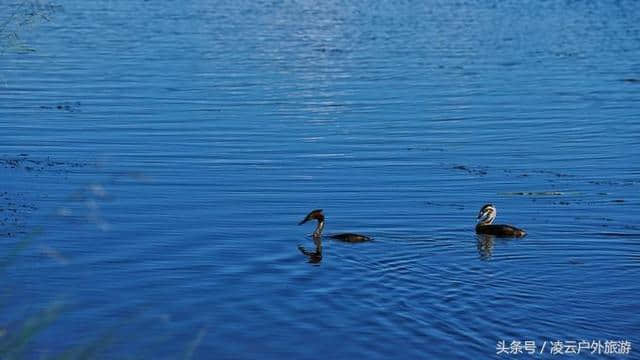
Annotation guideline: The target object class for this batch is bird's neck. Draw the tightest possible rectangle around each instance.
[478,217,496,226]
[313,220,325,238]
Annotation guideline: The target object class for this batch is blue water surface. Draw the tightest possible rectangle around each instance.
[1,0,639,359]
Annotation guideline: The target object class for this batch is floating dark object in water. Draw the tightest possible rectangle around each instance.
[475,204,526,237]
[452,165,487,176]
[298,209,371,242]
[568,258,584,266]
[1,154,87,172]
[40,102,81,112]
[424,201,465,210]
[502,191,569,197]
[621,78,640,83]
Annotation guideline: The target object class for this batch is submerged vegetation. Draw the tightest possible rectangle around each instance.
[0,191,106,358]
[0,1,59,54]
[0,153,107,358]
[1,3,64,355]
[1,153,205,358]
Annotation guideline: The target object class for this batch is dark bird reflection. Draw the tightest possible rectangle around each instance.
[476,234,495,260]
[298,237,323,264]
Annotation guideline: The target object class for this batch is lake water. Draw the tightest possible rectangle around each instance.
[1,1,639,359]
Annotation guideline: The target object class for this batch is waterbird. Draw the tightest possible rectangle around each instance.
[475,204,526,237]
[298,209,371,242]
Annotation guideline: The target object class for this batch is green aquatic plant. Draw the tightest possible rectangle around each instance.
[0,302,64,360]
[1,166,205,359]
[0,229,65,360]
[0,228,40,272]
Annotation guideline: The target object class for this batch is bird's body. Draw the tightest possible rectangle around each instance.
[298,209,371,242]
[475,204,526,237]
[329,233,371,243]
[475,224,526,237]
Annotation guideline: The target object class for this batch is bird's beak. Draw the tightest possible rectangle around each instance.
[298,217,309,225]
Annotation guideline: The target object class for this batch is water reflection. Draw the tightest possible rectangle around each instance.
[3,0,640,357]
[298,237,323,264]
[476,234,495,260]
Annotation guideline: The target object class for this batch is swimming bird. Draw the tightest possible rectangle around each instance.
[298,209,371,242]
[475,204,526,237]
